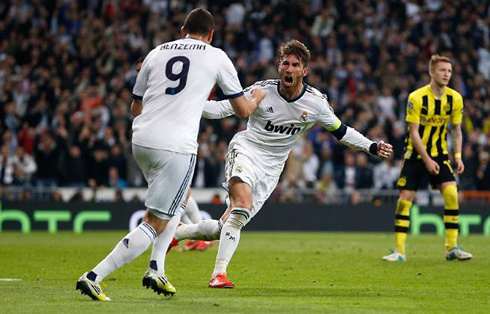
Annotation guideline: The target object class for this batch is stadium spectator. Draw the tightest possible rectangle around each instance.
[12,146,36,186]
[0,144,14,185]
[0,0,489,201]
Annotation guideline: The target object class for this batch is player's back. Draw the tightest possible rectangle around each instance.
[132,37,241,155]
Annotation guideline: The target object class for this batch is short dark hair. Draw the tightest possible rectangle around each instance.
[183,8,215,36]
[279,40,311,67]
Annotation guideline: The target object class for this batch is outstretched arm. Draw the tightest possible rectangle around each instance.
[202,99,235,119]
[330,123,393,159]
[228,88,265,118]
[203,88,265,119]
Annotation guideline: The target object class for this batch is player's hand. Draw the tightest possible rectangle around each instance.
[377,141,393,159]
[251,88,266,106]
[424,157,440,175]
[455,157,465,174]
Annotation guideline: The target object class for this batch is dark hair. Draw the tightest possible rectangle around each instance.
[183,8,215,36]
[279,40,311,67]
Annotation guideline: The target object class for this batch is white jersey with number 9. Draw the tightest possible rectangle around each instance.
[132,37,244,154]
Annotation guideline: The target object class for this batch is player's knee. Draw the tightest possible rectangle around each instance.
[442,185,458,208]
[227,208,250,230]
[231,197,253,210]
[399,190,415,202]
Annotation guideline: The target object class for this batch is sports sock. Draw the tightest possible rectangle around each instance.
[212,208,249,277]
[185,196,202,224]
[149,214,181,275]
[442,185,459,251]
[90,222,157,283]
[175,219,222,241]
[394,199,411,255]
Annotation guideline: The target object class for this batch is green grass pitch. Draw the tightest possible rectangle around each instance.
[0,231,488,313]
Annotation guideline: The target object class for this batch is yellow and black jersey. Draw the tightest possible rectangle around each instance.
[404,84,463,160]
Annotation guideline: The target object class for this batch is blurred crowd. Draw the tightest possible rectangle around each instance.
[0,0,489,203]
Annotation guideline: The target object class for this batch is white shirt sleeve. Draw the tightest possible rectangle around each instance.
[132,52,152,99]
[215,51,244,99]
[317,97,342,131]
[317,96,375,154]
[340,126,375,154]
[202,100,235,119]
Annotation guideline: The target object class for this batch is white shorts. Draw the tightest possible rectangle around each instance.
[132,144,196,218]
[224,148,281,220]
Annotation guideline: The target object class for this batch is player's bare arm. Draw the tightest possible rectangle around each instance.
[409,122,439,175]
[451,123,464,174]
[229,88,265,118]
[131,99,142,118]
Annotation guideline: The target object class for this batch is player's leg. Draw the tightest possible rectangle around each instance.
[439,182,472,260]
[144,151,196,295]
[434,156,471,260]
[383,159,421,262]
[77,209,168,301]
[172,202,232,245]
[389,189,414,260]
[174,219,223,242]
[185,192,202,224]
[169,189,222,252]
[181,191,216,251]
[210,177,252,288]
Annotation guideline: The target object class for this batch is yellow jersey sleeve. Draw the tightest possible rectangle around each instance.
[406,93,422,124]
[451,93,464,125]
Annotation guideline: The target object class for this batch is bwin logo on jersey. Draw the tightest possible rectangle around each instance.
[264,120,301,135]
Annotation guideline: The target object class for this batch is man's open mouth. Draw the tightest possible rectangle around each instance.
[284,75,293,86]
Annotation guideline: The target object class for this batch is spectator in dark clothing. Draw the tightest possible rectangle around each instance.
[459,143,479,190]
[109,144,127,181]
[34,133,60,186]
[476,152,490,190]
[64,146,87,187]
[88,149,110,187]
[192,147,219,188]
[355,153,374,189]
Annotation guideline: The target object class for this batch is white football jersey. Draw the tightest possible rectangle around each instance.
[132,37,244,154]
[203,79,345,175]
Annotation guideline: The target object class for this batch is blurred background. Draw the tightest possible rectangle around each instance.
[0,0,489,207]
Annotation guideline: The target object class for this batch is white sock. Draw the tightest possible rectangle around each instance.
[185,196,202,224]
[212,208,249,277]
[91,222,156,283]
[175,219,222,241]
[149,214,181,275]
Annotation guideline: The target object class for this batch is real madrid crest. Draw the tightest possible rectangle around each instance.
[235,164,243,173]
[300,111,308,123]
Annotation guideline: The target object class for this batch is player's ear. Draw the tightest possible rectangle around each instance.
[206,29,214,44]
[303,67,308,77]
[181,26,186,38]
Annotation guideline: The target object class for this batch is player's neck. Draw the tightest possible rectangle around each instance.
[185,33,209,44]
[279,82,304,100]
[429,81,446,98]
